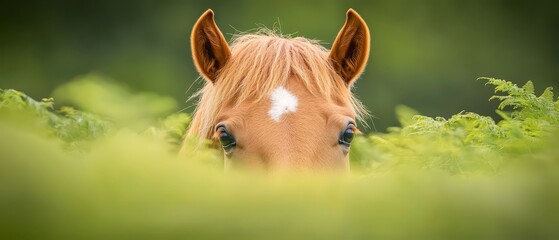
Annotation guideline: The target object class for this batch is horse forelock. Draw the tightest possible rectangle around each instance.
[187,30,368,141]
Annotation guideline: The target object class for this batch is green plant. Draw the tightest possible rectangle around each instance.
[1,77,558,239]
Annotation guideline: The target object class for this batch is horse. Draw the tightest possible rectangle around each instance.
[180,9,371,171]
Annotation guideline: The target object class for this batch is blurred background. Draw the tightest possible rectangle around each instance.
[1,0,557,132]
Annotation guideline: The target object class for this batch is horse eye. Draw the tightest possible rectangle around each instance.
[338,125,355,147]
[217,126,236,154]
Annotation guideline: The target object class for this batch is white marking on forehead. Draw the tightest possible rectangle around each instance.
[268,86,298,122]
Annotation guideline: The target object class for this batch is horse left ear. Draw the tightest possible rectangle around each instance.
[329,9,370,86]
[191,9,231,83]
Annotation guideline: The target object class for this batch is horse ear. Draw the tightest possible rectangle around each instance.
[191,9,231,83]
[329,9,370,86]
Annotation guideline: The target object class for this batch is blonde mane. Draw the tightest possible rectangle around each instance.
[187,30,368,141]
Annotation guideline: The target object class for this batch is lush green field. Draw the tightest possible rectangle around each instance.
[1,75,558,239]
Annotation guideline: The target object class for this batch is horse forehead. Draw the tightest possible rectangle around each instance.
[231,87,350,124]
[216,80,353,129]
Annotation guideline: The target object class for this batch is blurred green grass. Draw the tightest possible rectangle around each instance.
[1,75,558,239]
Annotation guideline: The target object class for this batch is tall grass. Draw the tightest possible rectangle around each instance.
[1,74,558,239]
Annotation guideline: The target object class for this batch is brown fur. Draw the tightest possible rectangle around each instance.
[181,9,371,171]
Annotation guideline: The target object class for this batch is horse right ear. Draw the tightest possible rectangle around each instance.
[191,9,231,83]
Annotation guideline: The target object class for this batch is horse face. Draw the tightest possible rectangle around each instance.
[214,78,356,171]
[185,9,370,171]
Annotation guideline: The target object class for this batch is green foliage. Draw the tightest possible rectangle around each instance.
[52,73,178,130]
[0,88,111,148]
[143,113,192,151]
[0,74,188,150]
[351,78,559,175]
[1,77,559,239]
